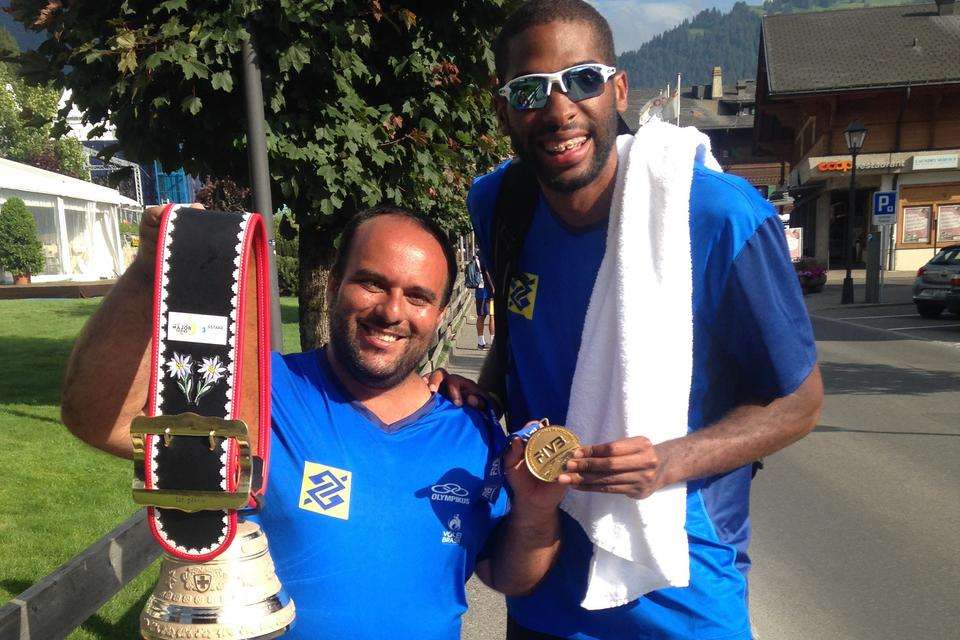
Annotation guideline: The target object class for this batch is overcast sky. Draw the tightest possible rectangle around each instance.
[590,0,748,53]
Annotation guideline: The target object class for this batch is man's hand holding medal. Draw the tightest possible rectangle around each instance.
[430,370,667,500]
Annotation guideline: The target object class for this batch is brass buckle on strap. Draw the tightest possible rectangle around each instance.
[131,413,252,513]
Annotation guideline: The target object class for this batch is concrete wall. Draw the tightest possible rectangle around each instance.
[895,247,937,272]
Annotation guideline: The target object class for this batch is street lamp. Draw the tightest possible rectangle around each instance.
[841,120,868,304]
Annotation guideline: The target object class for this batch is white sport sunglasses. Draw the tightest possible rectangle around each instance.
[498,63,617,111]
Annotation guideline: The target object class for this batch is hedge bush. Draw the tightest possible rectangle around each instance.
[0,197,44,277]
[276,255,298,296]
[274,213,299,296]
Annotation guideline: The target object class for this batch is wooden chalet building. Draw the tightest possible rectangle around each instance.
[624,72,788,202]
[754,0,960,270]
[681,68,787,198]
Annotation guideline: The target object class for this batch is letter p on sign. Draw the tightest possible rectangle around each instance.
[873,191,897,225]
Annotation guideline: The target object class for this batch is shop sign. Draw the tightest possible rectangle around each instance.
[815,156,906,173]
[817,160,853,172]
[902,206,932,244]
[859,157,906,171]
[937,205,960,243]
[912,153,959,171]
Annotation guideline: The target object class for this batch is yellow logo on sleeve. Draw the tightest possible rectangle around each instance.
[507,272,539,320]
[299,462,352,521]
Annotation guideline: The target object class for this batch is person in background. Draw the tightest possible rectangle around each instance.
[469,250,495,350]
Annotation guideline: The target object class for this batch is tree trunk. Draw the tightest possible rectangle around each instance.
[297,223,337,352]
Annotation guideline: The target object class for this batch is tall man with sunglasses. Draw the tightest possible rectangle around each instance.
[442,1,823,638]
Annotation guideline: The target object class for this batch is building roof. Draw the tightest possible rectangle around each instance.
[0,157,140,207]
[681,100,753,130]
[623,86,755,131]
[682,81,756,130]
[720,81,756,104]
[762,3,960,95]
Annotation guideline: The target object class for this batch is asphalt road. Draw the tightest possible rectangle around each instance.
[454,281,960,639]
[751,285,960,639]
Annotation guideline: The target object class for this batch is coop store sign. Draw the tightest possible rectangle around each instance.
[815,156,906,173]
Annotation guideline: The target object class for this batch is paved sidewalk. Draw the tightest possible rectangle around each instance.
[445,313,508,640]
[824,268,915,284]
[804,270,915,313]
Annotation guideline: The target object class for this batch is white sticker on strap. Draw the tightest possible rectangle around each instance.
[167,311,230,345]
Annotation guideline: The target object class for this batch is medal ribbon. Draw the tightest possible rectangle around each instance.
[479,418,546,505]
[140,205,271,561]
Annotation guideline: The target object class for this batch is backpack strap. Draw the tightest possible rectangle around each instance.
[485,115,634,425]
[488,160,539,427]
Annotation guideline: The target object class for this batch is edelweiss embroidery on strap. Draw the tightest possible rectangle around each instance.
[165,353,226,405]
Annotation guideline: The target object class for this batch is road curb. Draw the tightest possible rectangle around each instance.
[811,301,914,312]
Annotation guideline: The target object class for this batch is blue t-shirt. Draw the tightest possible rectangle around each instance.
[468,160,816,640]
[256,350,509,640]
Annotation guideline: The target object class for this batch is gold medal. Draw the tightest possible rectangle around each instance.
[524,424,581,482]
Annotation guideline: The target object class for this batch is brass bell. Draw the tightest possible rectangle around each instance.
[140,519,295,640]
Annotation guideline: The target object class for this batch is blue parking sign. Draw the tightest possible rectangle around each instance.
[873,191,897,225]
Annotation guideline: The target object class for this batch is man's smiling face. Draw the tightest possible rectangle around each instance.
[496,20,628,193]
[327,215,448,390]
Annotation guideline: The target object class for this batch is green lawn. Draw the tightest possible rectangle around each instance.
[0,296,301,639]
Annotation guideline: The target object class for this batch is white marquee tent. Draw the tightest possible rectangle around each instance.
[0,157,141,282]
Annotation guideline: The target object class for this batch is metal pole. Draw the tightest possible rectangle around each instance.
[841,150,857,304]
[241,35,283,351]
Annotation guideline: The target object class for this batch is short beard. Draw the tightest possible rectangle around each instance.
[511,109,619,193]
[327,300,426,390]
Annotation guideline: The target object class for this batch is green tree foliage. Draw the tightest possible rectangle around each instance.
[8,0,516,348]
[0,27,19,55]
[617,0,927,89]
[0,197,45,277]
[0,30,90,180]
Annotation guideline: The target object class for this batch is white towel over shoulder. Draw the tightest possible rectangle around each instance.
[562,121,721,610]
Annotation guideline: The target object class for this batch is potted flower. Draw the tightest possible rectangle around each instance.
[0,197,45,284]
[794,257,827,294]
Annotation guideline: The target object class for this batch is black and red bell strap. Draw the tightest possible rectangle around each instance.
[131,204,271,561]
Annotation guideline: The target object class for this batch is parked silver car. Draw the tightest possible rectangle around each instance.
[913,244,960,318]
[945,275,960,316]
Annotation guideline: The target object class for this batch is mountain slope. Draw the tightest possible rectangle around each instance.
[0,4,44,52]
[616,0,929,89]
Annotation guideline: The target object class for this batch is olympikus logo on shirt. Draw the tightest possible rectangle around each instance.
[430,483,471,505]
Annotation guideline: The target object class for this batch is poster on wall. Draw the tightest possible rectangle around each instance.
[902,206,932,244]
[937,204,960,243]
[785,227,803,261]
